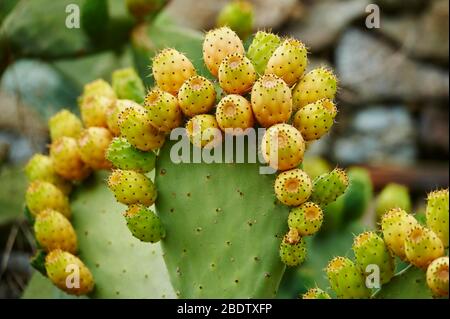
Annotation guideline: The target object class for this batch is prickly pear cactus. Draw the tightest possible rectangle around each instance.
[156,140,289,298]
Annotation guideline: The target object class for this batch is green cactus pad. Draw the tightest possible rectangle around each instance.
[155,139,289,298]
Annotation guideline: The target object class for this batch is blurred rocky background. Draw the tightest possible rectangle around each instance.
[0,0,448,298]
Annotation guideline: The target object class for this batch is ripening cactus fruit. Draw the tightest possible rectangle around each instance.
[352,231,395,285]
[26,181,70,218]
[106,137,156,173]
[288,202,323,236]
[80,95,115,128]
[77,127,113,170]
[381,208,418,260]
[177,75,217,117]
[144,88,182,132]
[118,105,165,151]
[426,256,449,297]
[203,27,245,77]
[50,137,92,181]
[34,209,77,253]
[48,110,83,141]
[186,114,222,148]
[326,256,371,299]
[106,99,139,136]
[261,123,305,171]
[279,229,307,267]
[274,168,312,206]
[425,189,449,248]
[292,67,338,112]
[302,288,331,299]
[404,224,444,269]
[45,249,94,296]
[79,79,116,105]
[25,154,72,195]
[310,168,349,206]
[247,31,281,75]
[251,74,292,127]
[218,53,256,94]
[107,169,157,206]
[215,94,254,133]
[152,48,196,95]
[376,183,411,220]
[216,0,254,40]
[124,205,165,243]
[293,99,337,141]
[112,67,146,103]
[265,38,308,87]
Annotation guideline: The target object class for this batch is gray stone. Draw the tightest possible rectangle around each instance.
[336,28,449,103]
[283,0,370,51]
[381,0,449,61]
[333,106,417,165]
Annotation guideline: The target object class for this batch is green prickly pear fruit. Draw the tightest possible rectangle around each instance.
[106,99,139,136]
[425,189,449,248]
[107,169,157,206]
[274,168,312,206]
[50,137,92,181]
[404,224,444,269]
[310,168,349,206]
[288,202,323,236]
[186,114,222,149]
[152,48,196,95]
[203,27,245,77]
[265,38,308,87]
[118,105,165,151]
[112,68,146,104]
[25,154,72,195]
[144,88,183,132]
[215,94,254,133]
[79,79,116,105]
[45,249,94,296]
[177,75,217,117]
[247,31,281,75]
[292,67,338,112]
[261,123,305,171]
[376,183,411,220]
[77,127,113,170]
[34,209,77,253]
[25,181,70,218]
[48,109,83,141]
[216,0,254,40]
[326,257,371,299]
[126,0,168,21]
[381,208,418,260]
[426,256,449,297]
[218,53,256,94]
[80,95,115,128]
[302,288,331,299]
[251,74,292,127]
[293,99,337,141]
[124,205,165,243]
[352,231,395,285]
[106,137,156,173]
[279,229,307,267]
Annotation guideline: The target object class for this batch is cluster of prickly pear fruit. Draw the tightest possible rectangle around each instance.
[23,67,158,296]
[102,27,344,271]
[304,189,449,299]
